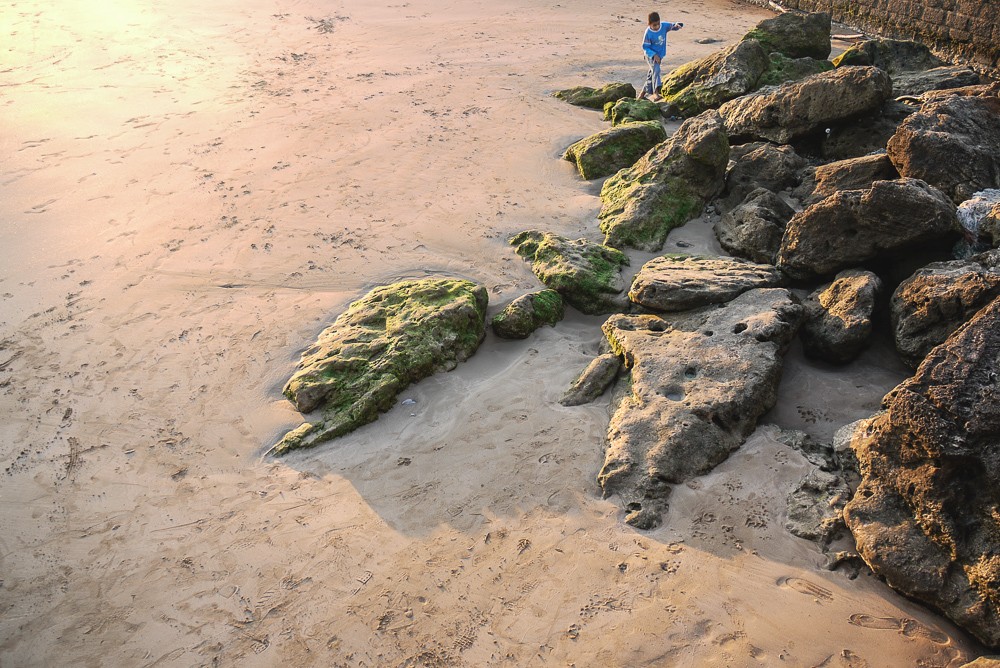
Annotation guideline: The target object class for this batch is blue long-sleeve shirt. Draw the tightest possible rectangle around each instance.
[642,22,681,59]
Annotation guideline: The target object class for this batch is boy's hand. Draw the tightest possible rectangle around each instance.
[675,22,684,29]
[653,55,661,63]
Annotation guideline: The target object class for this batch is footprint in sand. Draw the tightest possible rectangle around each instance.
[848,614,950,645]
[778,576,833,601]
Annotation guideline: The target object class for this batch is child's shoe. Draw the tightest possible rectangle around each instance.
[636,90,648,100]
[649,93,664,103]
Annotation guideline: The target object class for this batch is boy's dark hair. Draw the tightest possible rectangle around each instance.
[648,12,660,24]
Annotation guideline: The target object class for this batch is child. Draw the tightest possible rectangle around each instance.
[638,12,683,102]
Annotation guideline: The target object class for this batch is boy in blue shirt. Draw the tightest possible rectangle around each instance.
[638,12,684,102]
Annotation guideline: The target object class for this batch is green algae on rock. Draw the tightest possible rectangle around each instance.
[552,82,636,110]
[599,110,729,252]
[563,121,667,180]
[740,11,831,60]
[660,40,770,118]
[603,98,662,126]
[273,278,488,454]
[510,231,629,315]
[756,52,833,88]
[491,289,565,339]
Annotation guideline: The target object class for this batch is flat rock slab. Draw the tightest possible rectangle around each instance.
[274,278,488,454]
[600,288,803,529]
[629,254,786,312]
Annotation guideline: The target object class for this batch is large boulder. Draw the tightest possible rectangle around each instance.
[629,254,786,312]
[777,178,957,280]
[553,82,636,110]
[844,296,1000,648]
[887,92,1000,204]
[797,153,900,207]
[274,278,488,453]
[599,111,728,252]
[891,249,1000,367]
[660,40,770,118]
[719,66,893,145]
[716,188,797,264]
[800,269,882,364]
[832,38,944,73]
[510,230,629,315]
[892,66,981,98]
[741,11,832,60]
[603,98,661,126]
[600,288,803,529]
[721,141,806,211]
[491,289,564,340]
[563,121,667,180]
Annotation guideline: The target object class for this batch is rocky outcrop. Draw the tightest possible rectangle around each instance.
[722,142,806,212]
[274,278,488,454]
[553,82,636,109]
[563,121,667,180]
[510,230,629,315]
[629,254,786,312]
[893,66,981,97]
[491,289,564,340]
[660,40,770,118]
[716,188,796,264]
[719,66,893,144]
[600,288,803,528]
[777,178,956,280]
[844,296,1000,648]
[891,249,1000,367]
[800,269,882,364]
[887,92,1000,204]
[741,11,832,60]
[604,98,662,126]
[560,353,623,406]
[599,111,729,252]
[797,153,900,206]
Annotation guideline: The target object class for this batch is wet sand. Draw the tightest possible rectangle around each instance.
[0,0,985,665]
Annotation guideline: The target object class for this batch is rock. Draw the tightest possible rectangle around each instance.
[560,353,623,406]
[962,659,1000,668]
[274,278,488,453]
[716,188,796,264]
[887,92,1000,204]
[797,153,900,206]
[563,121,667,180]
[832,38,944,73]
[819,100,916,161]
[755,52,834,88]
[720,66,893,145]
[800,269,882,364]
[955,190,1000,257]
[776,427,839,471]
[603,98,662,126]
[600,288,803,529]
[721,142,806,211]
[553,82,636,110]
[491,289,564,339]
[891,249,1000,367]
[629,254,787,312]
[832,420,863,475]
[741,11,832,60]
[599,111,729,251]
[844,297,1000,648]
[510,230,629,315]
[978,200,1000,248]
[660,40,770,118]
[777,178,957,280]
[892,66,981,97]
[786,468,851,543]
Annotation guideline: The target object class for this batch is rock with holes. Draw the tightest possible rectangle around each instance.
[275,278,488,454]
[553,82,636,109]
[628,254,786,312]
[491,289,564,339]
[800,269,882,364]
[716,188,797,264]
[777,178,957,280]
[844,297,1000,648]
[560,353,623,406]
[891,249,1000,367]
[600,288,803,529]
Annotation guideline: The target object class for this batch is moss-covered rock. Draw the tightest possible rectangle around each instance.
[599,111,729,252]
[603,98,661,126]
[510,230,629,315]
[491,289,565,339]
[273,278,488,454]
[741,11,832,60]
[832,38,943,74]
[660,40,770,118]
[563,121,667,180]
[553,82,636,110]
[756,52,833,88]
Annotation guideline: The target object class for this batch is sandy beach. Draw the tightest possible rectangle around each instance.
[0,0,987,665]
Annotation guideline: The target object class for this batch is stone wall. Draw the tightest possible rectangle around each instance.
[748,0,998,73]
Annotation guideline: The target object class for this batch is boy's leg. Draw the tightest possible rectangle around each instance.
[651,59,662,94]
[642,55,656,96]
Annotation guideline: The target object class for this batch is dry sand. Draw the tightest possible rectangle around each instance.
[0,0,987,665]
